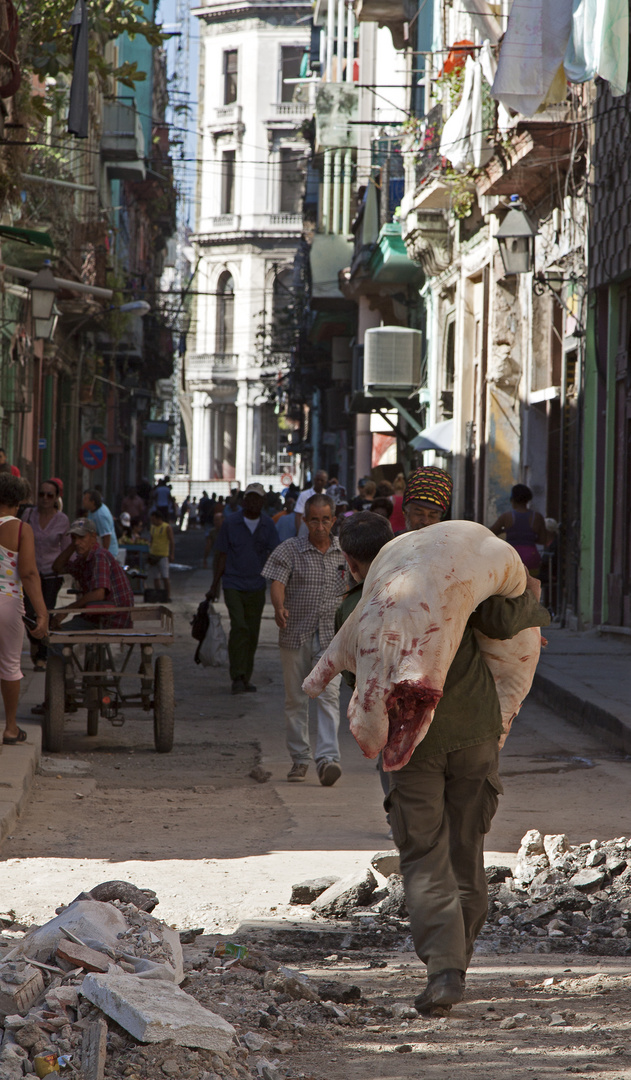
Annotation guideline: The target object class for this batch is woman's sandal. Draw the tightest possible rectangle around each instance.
[3,728,27,745]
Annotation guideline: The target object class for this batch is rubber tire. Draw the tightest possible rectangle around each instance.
[44,655,65,753]
[153,654,174,753]
[85,647,99,736]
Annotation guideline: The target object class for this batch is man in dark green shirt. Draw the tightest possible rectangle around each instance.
[380,466,550,1017]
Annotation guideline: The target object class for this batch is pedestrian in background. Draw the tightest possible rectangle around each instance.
[207,483,279,695]
[0,473,48,744]
[121,486,146,523]
[264,493,348,786]
[294,469,328,537]
[149,509,175,601]
[82,489,119,558]
[490,484,547,575]
[274,497,297,541]
[21,478,70,670]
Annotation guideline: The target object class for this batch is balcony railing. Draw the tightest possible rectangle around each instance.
[274,101,311,117]
[209,214,241,230]
[186,353,239,379]
[210,104,242,130]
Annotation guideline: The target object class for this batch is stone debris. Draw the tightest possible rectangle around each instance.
[81,973,236,1051]
[0,963,45,1016]
[311,870,378,917]
[370,850,401,878]
[249,766,272,784]
[290,878,339,906]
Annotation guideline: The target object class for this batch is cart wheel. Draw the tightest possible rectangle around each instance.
[85,646,99,736]
[153,654,174,753]
[44,656,65,753]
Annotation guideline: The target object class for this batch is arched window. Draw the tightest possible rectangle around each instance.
[216,272,234,355]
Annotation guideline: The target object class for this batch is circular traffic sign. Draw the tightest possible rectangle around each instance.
[79,439,107,470]
[281,472,293,486]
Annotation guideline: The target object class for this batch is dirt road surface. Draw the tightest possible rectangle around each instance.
[1,530,630,1079]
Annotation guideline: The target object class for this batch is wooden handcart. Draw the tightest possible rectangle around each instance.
[43,605,174,754]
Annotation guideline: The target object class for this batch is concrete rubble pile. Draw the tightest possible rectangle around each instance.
[288,832,631,959]
[1,881,395,1080]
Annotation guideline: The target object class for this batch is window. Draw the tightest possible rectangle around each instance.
[223,50,238,105]
[221,150,235,215]
[442,318,455,418]
[271,269,294,351]
[280,149,304,214]
[216,272,234,355]
[280,45,306,102]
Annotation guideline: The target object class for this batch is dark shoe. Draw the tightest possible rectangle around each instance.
[287,763,308,782]
[317,759,342,787]
[414,969,465,1015]
[3,727,27,745]
[231,678,247,695]
[31,704,45,716]
[243,681,257,693]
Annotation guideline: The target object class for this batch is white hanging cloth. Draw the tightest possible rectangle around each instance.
[564,0,628,97]
[440,56,489,169]
[492,0,574,118]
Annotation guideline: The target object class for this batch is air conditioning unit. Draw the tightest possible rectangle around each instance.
[363,327,422,396]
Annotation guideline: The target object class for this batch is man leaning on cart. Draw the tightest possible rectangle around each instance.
[31,518,134,714]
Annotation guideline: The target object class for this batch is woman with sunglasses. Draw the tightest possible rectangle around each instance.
[22,478,70,670]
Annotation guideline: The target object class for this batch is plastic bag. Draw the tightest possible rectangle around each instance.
[197,605,228,667]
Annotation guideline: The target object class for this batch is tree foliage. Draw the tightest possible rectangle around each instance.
[16,0,165,88]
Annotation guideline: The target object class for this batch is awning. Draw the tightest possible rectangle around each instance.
[0,225,54,248]
[409,418,453,453]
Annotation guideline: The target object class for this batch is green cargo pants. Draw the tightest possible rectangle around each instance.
[223,587,266,683]
[385,737,503,977]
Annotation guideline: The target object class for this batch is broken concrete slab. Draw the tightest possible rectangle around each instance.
[311,869,378,917]
[370,850,401,879]
[80,973,236,1051]
[56,941,110,973]
[290,877,339,905]
[7,901,128,964]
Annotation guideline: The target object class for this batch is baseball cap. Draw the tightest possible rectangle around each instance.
[67,517,97,536]
[243,483,266,498]
[120,511,131,527]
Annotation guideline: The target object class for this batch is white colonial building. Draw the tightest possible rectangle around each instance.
[182,0,312,492]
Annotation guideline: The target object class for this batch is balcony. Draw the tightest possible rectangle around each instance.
[209,104,243,134]
[186,354,239,381]
[273,101,311,118]
[354,0,416,48]
[208,214,241,231]
[475,109,584,205]
[101,100,146,181]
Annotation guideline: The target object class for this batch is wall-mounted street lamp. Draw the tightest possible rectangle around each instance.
[495,202,538,276]
[29,263,58,339]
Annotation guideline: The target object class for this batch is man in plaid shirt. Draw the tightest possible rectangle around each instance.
[51,518,134,630]
[263,493,348,786]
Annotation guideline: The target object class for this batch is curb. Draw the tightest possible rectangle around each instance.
[0,720,42,845]
[532,672,631,757]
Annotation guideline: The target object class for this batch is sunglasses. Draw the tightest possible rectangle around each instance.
[38,491,56,498]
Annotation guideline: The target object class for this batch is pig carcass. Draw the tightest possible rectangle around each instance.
[302,521,542,770]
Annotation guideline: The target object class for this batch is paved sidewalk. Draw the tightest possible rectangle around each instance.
[0,663,43,845]
[533,624,631,755]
